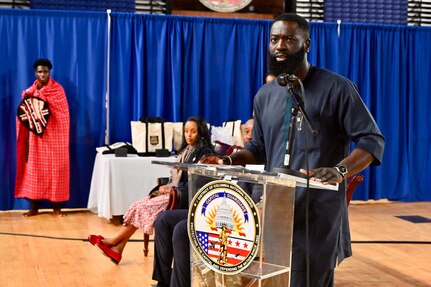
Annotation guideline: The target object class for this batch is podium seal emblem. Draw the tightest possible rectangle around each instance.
[188,180,260,274]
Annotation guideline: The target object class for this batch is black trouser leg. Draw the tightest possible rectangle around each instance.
[152,210,188,287]
[171,219,190,287]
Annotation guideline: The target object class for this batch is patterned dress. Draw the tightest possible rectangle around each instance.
[15,78,70,202]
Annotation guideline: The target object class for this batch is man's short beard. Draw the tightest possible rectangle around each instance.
[268,46,306,77]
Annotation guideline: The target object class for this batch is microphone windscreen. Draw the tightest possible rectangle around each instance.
[277,73,288,86]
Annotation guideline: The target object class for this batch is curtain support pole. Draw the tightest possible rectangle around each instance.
[105,9,112,145]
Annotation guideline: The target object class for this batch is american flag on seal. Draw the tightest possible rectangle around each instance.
[197,231,253,265]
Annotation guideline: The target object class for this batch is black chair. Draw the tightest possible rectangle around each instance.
[213,140,243,156]
[213,140,232,156]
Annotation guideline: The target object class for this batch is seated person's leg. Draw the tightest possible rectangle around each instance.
[251,184,263,204]
[171,219,190,287]
[152,209,188,287]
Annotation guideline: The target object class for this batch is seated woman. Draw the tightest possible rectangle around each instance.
[88,116,214,264]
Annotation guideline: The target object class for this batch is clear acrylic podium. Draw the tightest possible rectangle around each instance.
[152,161,338,287]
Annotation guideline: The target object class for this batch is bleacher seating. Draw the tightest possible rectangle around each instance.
[25,0,171,14]
[324,0,408,25]
[1,0,429,26]
[30,0,136,12]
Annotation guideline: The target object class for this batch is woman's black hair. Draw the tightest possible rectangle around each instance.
[177,116,213,154]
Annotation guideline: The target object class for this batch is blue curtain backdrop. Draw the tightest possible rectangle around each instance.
[0,9,107,210]
[1,10,430,210]
[308,22,340,72]
[108,14,271,143]
[337,23,431,201]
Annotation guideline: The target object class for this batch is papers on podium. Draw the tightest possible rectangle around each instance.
[151,160,339,191]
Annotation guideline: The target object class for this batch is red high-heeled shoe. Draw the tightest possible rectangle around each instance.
[88,234,104,246]
[95,242,122,264]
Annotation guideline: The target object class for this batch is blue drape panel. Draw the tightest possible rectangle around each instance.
[308,22,340,73]
[0,9,107,210]
[1,11,430,210]
[108,14,271,143]
[338,23,431,201]
[405,28,431,201]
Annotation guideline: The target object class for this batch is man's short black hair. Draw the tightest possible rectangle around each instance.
[33,58,53,71]
[273,13,310,37]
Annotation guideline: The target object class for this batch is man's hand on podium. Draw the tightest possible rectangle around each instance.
[300,167,344,184]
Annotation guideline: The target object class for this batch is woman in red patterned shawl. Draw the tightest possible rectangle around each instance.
[15,58,70,217]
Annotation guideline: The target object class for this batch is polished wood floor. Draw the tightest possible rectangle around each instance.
[0,202,430,287]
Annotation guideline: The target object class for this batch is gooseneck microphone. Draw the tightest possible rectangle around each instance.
[277,73,298,87]
[276,72,315,287]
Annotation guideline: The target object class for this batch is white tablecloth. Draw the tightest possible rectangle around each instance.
[87,153,176,220]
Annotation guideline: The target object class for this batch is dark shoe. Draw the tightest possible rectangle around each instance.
[88,235,104,246]
[23,210,39,217]
[95,242,122,264]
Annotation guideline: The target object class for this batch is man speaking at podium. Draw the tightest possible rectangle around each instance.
[152,13,384,287]
[218,13,385,286]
